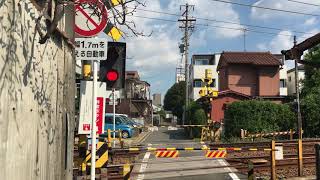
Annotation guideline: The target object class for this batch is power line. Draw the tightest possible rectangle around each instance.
[211,0,320,17]
[130,15,296,37]
[127,7,314,35]
[287,0,320,7]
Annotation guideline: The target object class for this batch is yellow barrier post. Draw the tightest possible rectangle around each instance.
[107,129,112,148]
[123,164,131,179]
[298,139,303,176]
[271,140,276,180]
[119,129,124,149]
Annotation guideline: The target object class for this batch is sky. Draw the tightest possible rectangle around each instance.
[102,0,320,100]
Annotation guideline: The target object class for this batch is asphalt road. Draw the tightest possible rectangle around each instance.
[131,127,246,180]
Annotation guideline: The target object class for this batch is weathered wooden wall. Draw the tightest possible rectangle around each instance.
[0,0,75,180]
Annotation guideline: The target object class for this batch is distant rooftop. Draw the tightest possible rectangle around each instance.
[218,51,282,69]
[126,71,140,80]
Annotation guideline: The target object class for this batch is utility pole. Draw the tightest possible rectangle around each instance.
[243,28,247,51]
[179,3,196,125]
[294,35,303,177]
[293,36,302,140]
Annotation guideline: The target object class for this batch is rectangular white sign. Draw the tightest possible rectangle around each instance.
[75,38,108,61]
[78,81,107,134]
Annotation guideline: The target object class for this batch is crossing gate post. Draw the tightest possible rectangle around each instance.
[298,139,303,176]
[107,129,112,148]
[315,144,320,179]
[290,129,293,140]
[248,160,254,180]
[271,140,276,180]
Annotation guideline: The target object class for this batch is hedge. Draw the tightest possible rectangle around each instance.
[224,100,295,138]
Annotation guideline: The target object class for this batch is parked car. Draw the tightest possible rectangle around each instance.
[119,115,144,133]
[104,114,135,138]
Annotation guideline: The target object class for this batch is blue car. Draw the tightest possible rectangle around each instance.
[104,115,135,138]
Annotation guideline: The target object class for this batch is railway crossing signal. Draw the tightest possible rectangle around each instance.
[199,69,218,97]
[99,42,126,90]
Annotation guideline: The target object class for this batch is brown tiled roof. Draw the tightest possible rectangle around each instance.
[218,51,281,69]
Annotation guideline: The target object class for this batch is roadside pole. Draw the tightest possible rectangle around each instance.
[91,60,98,180]
[112,88,116,148]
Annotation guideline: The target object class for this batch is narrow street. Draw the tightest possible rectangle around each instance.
[131,127,246,180]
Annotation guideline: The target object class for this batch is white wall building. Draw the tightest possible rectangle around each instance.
[279,65,288,96]
[287,65,305,95]
[189,54,220,101]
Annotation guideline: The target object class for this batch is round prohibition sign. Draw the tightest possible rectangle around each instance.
[75,0,108,37]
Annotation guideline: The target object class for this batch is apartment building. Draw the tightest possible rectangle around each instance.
[189,54,220,101]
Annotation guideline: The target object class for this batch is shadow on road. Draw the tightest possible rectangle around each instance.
[163,128,192,140]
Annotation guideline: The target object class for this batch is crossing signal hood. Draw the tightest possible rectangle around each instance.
[99,42,126,89]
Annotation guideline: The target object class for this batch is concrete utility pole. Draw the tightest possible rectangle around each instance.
[293,36,303,140]
[179,3,196,125]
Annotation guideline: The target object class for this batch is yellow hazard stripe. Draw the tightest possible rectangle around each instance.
[264,148,272,151]
[172,151,179,158]
[249,148,258,151]
[108,26,123,41]
[185,147,194,150]
[129,148,140,151]
[95,151,108,168]
[111,0,122,6]
[147,147,157,151]
[218,148,226,151]
[202,147,209,150]
[167,148,176,151]
[234,148,241,151]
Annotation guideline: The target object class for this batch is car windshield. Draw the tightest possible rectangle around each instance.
[119,116,134,125]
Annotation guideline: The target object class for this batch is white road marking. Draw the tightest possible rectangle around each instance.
[137,144,152,180]
[218,159,240,180]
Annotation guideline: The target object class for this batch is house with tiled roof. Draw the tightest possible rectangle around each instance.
[210,51,288,123]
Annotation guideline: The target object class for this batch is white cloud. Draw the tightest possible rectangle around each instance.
[168,0,244,39]
[304,17,317,26]
[251,0,320,20]
[257,30,293,53]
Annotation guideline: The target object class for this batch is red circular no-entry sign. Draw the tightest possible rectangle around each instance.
[75,0,108,37]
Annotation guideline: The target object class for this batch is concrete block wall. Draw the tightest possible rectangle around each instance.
[0,1,75,180]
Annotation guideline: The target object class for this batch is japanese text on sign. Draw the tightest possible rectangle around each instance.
[75,38,108,61]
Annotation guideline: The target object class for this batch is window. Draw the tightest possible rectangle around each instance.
[280,79,286,88]
[194,79,203,87]
[195,59,209,65]
[105,116,113,124]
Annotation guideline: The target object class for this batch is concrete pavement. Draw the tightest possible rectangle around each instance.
[131,127,246,180]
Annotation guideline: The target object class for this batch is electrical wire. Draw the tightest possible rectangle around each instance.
[287,0,320,7]
[211,0,320,17]
[130,15,297,37]
[127,7,315,35]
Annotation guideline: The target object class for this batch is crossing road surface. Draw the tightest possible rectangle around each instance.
[131,127,246,180]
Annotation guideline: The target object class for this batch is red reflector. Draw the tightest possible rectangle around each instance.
[106,70,118,81]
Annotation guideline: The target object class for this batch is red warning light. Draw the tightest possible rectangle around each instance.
[106,70,119,81]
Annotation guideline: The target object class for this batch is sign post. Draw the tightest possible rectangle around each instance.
[91,60,98,180]
[76,37,108,180]
[112,88,116,148]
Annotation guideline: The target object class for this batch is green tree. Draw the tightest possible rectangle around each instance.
[224,100,295,138]
[163,81,186,122]
[301,45,320,137]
